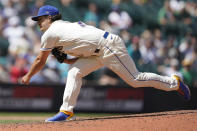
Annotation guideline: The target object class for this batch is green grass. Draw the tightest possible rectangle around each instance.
[0,120,41,124]
[0,112,126,124]
[76,113,124,117]
[0,112,123,117]
[0,112,54,117]
[0,112,53,124]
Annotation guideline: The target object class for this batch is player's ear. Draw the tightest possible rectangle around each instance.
[48,15,53,22]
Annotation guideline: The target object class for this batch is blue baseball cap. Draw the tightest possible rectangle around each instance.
[31,5,59,21]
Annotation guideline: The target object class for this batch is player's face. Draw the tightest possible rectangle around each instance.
[37,16,52,32]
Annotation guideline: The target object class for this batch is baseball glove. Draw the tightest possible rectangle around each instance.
[51,47,67,63]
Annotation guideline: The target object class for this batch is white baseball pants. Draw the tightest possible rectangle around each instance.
[60,34,178,112]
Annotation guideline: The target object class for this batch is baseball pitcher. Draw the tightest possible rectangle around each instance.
[21,5,191,122]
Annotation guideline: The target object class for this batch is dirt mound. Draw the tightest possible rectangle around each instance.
[0,110,197,131]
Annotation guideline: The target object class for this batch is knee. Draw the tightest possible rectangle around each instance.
[129,80,140,88]
[128,72,143,88]
[125,78,140,88]
[67,67,83,79]
[127,72,142,88]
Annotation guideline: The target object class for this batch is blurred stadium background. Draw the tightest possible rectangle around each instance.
[0,0,196,113]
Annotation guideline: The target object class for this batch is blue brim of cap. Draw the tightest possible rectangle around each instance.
[31,13,59,21]
[31,15,41,21]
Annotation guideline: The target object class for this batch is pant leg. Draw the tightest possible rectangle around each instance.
[60,56,104,112]
[99,35,178,91]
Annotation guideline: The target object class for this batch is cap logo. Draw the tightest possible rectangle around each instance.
[46,11,49,14]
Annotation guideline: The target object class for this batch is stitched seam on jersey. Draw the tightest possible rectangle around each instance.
[104,46,171,85]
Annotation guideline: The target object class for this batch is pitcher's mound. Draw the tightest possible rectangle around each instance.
[1,110,197,131]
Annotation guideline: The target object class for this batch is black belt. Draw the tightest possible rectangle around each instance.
[94,32,109,53]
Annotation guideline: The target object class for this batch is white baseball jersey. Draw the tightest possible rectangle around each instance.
[40,20,105,57]
[39,20,179,113]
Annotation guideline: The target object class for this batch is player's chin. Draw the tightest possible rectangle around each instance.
[38,25,43,31]
[40,27,45,32]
